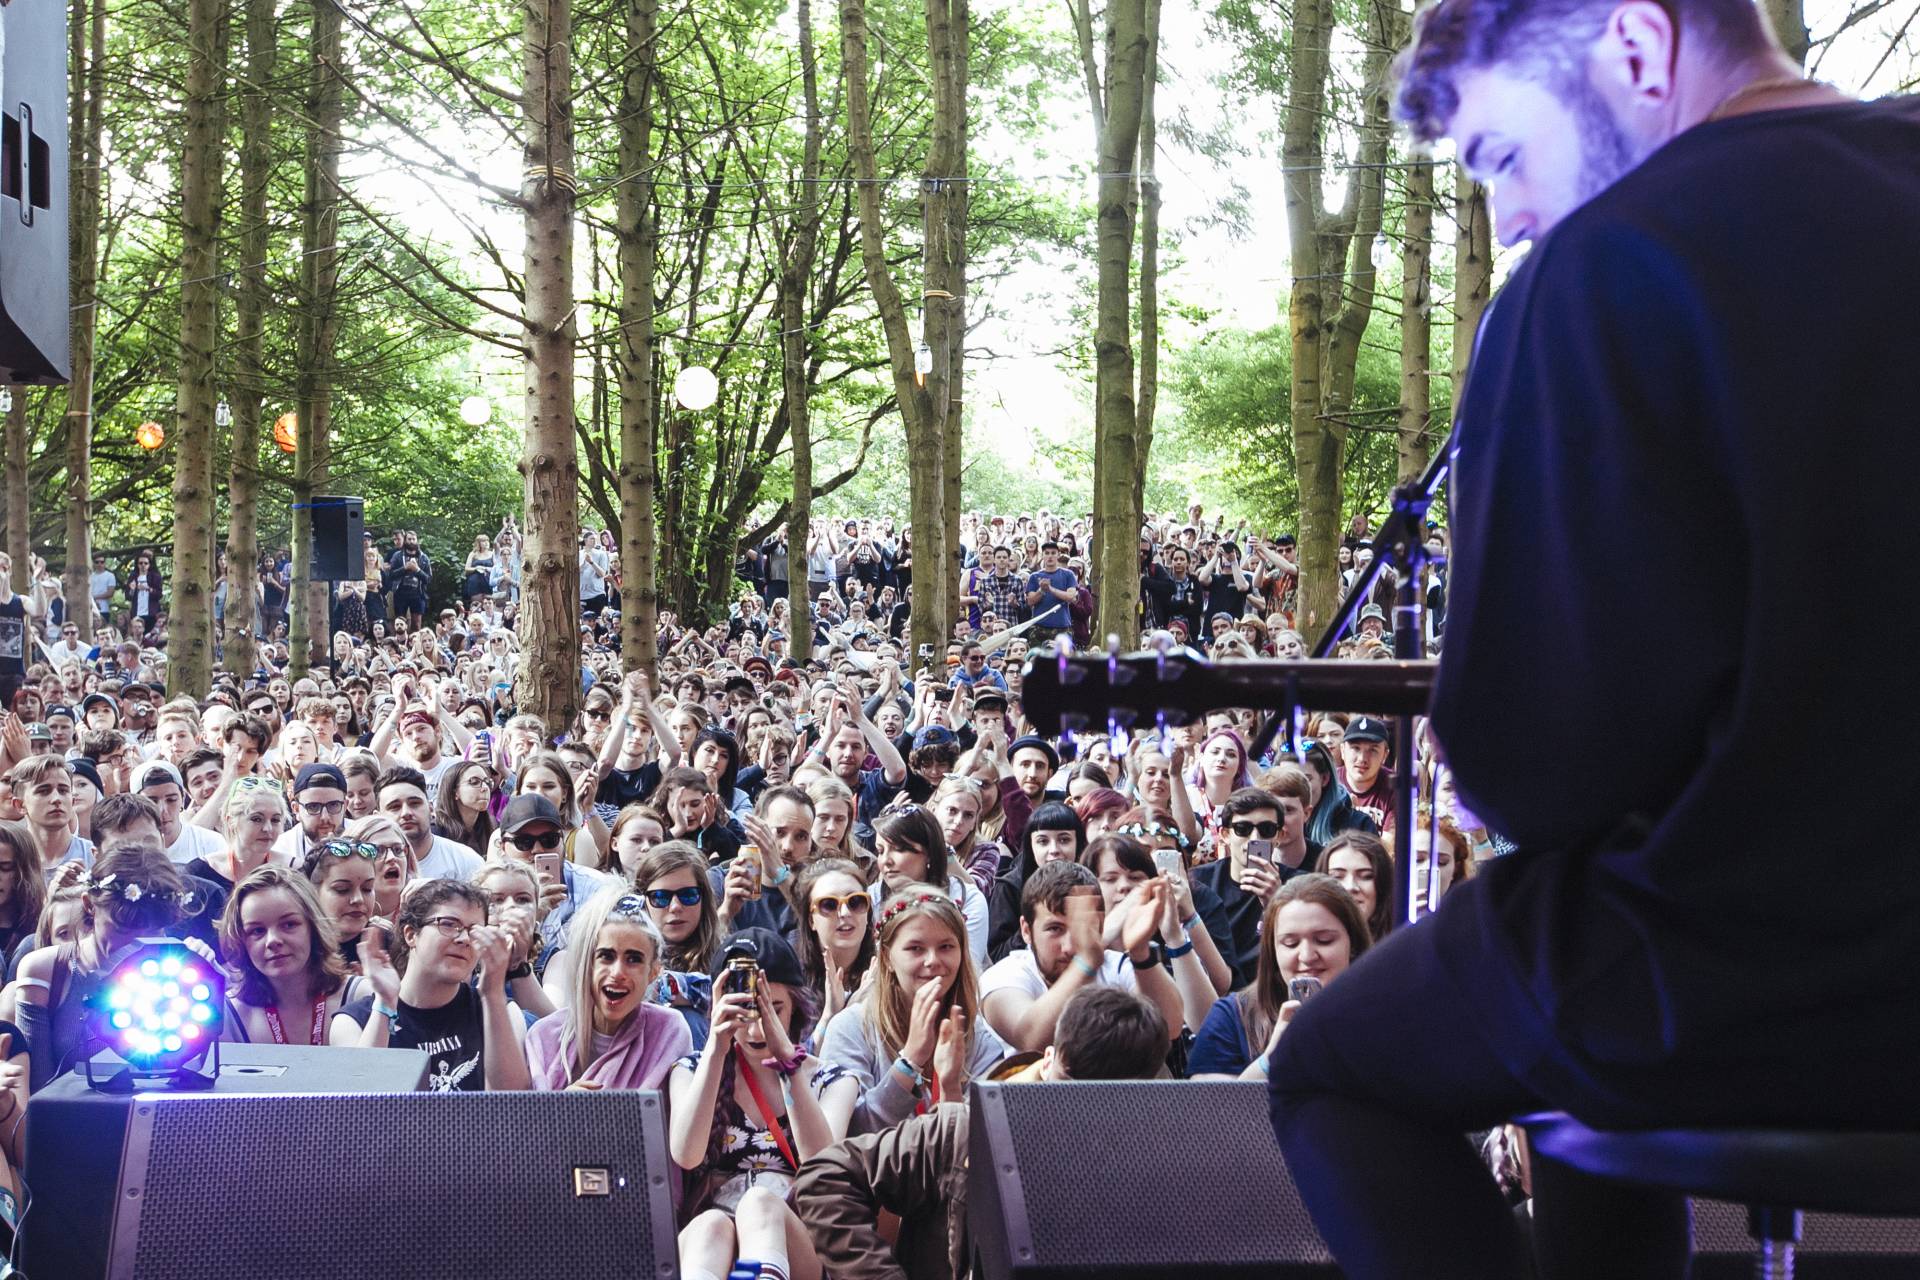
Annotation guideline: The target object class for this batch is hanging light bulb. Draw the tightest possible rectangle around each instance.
[272,411,298,453]
[459,394,492,426]
[914,342,933,387]
[674,366,719,411]
[214,399,232,428]
[1371,232,1391,270]
[135,421,166,451]
[0,389,13,413]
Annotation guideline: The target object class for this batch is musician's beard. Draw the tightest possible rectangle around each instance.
[1570,79,1640,204]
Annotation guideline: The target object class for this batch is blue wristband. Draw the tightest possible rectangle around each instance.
[1163,938,1195,960]
[1071,954,1100,979]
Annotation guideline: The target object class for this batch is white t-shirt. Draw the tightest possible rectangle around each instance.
[89,569,116,608]
[167,823,224,868]
[271,824,319,867]
[417,835,484,883]
[579,549,610,599]
[979,947,1136,1004]
[420,755,453,805]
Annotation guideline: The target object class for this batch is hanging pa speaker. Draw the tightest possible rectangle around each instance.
[0,0,69,382]
[969,1080,1339,1279]
[308,494,363,582]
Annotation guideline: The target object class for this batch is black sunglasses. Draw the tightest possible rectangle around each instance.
[644,886,702,909]
[509,830,563,852]
[1228,820,1281,839]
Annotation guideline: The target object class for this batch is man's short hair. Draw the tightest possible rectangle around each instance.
[8,755,70,791]
[1394,0,1772,142]
[376,765,429,800]
[95,792,164,841]
[1021,858,1097,926]
[181,746,224,777]
[77,729,126,763]
[1054,987,1168,1080]
[1262,766,1314,812]
[226,714,271,750]
[1220,785,1282,824]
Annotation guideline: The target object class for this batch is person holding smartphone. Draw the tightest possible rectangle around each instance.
[1187,873,1369,1080]
[669,928,858,1280]
[1189,787,1296,988]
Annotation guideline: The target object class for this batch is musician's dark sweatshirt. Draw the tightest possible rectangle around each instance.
[1428,96,1920,1127]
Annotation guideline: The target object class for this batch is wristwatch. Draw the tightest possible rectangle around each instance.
[503,961,534,982]
[1129,942,1163,971]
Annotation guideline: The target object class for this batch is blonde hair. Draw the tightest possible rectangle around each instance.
[561,886,665,1081]
[870,892,978,1062]
[930,774,988,855]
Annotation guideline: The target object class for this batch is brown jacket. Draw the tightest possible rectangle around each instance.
[794,1103,969,1280]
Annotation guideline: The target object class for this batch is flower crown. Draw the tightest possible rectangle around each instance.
[878,889,950,930]
[91,873,202,913]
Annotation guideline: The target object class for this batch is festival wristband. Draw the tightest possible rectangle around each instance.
[1071,955,1100,980]
[1182,912,1201,934]
[1163,937,1195,960]
[892,1055,925,1086]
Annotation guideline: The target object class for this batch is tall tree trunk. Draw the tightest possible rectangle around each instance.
[291,0,342,678]
[1398,158,1434,481]
[1091,0,1147,645]
[1284,0,1392,637]
[4,389,26,593]
[616,0,659,680]
[929,0,968,635]
[1452,173,1492,398]
[841,0,950,662]
[65,0,106,641]
[782,0,824,654]
[1760,0,1809,65]
[1130,0,1160,527]
[226,0,277,681]
[170,0,225,698]
[520,0,581,728]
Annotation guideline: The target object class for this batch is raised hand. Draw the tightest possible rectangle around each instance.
[1119,879,1167,957]
[932,1006,968,1102]
[362,919,402,1007]
[900,978,944,1073]
[473,924,515,993]
[707,990,756,1054]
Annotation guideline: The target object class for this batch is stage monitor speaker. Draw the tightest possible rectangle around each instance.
[27,1076,678,1280]
[1690,1198,1920,1279]
[969,1080,1338,1279]
[308,494,363,582]
[20,1043,429,1280]
[0,0,69,383]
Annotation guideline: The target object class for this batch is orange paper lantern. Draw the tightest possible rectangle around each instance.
[134,420,165,451]
[273,411,298,453]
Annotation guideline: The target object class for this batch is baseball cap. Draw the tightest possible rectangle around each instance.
[1344,715,1389,744]
[500,794,564,835]
[708,927,806,989]
[81,692,118,715]
[133,760,185,792]
[67,757,104,797]
[45,704,74,723]
[293,763,348,794]
[972,689,1008,712]
[912,725,957,751]
[24,723,50,743]
[1358,603,1388,624]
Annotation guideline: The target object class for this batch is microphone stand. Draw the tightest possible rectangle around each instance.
[1310,447,1450,926]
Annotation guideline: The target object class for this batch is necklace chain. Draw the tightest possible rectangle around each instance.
[1705,75,1818,124]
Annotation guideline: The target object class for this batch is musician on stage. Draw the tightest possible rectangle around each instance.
[1266,1,1920,1276]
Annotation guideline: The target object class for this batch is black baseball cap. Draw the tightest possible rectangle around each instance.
[500,794,564,835]
[1344,715,1389,744]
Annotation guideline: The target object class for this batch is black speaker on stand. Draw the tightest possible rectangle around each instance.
[0,0,69,383]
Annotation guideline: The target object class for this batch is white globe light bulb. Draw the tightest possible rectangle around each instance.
[459,395,492,426]
[675,366,720,411]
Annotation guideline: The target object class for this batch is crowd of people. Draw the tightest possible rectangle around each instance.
[0,502,1486,1280]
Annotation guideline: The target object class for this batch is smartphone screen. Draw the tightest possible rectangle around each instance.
[1288,975,1323,1004]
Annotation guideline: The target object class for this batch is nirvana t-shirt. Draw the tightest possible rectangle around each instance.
[343,984,488,1091]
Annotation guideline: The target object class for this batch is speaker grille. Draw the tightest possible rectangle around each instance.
[993,1081,1332,1270]
[1693,1198,1920,1256]
[121,1092,671,1280]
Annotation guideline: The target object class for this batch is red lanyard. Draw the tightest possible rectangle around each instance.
[264,997,329,1046]
[732,1046,802,1172]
